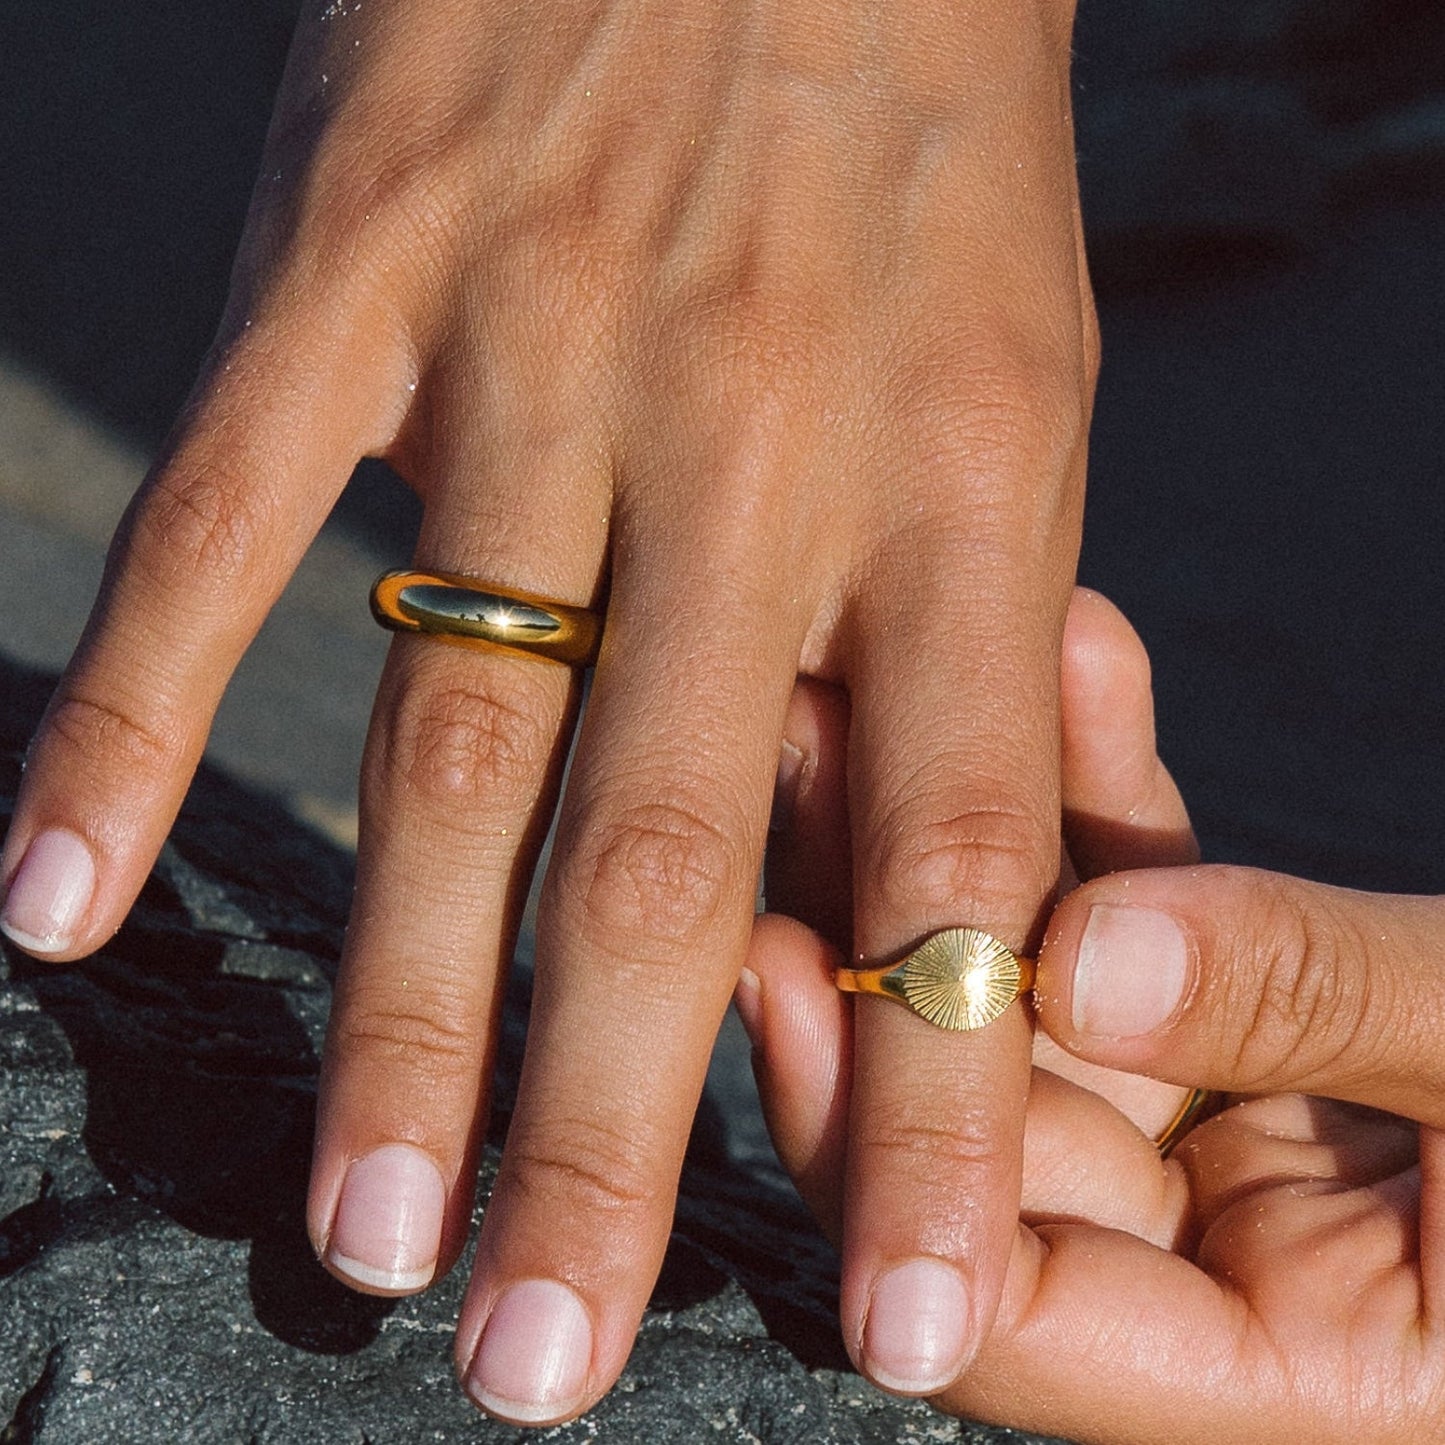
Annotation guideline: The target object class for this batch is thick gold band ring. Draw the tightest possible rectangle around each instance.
[370,570,602,667]
[835,926,1220,1156]
[835,927,1035,1032]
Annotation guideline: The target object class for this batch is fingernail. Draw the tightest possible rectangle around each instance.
[465,1279,593,1424]
[862,1258,970,1395]
[1,829,96,954]
[733,966,762,1047]
[769,740,805,834]
[327,1143,446,1292]
[1073,903,1189,1037]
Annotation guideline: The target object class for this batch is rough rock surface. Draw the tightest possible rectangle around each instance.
[0,658,1064,1445]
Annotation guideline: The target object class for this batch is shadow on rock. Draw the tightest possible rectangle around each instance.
[1,653,391,1354]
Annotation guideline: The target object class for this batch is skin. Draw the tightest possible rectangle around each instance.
[749,588,1445,1442]
[0,0,1095,1422]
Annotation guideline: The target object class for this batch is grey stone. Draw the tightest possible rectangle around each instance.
[0,658,1065,1444]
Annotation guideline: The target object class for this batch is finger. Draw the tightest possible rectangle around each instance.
[1419,1126,1445,1316]
[840,508,1073,1394]
[763,677,852,945]
[738,924,1437,1439]
[965,1214,1444,1444]
[1058,587,1197,877]
[1176,1093,1418,1244]
[0,310,400,960]
[309,347,610,1298]
[1037,586,1199,1140]
[453,521,801,1425]
[1038,866,1445,1126]
[734,912,853,1240]
[764,588,1197,1149]
[948,1226,1313,1445]
[763,586,1198,930]
[1018,1068,1189,1247]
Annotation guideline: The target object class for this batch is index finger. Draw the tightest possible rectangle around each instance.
[0,318,395,958]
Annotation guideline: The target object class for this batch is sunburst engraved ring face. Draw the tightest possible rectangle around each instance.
[901,927,1026,1031]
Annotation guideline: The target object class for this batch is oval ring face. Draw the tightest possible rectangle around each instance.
[901,926,1026,1030]
[397,584,563,643]
[370,570,602,665]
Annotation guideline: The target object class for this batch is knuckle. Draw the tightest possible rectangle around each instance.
[1231,883,1366,1090]
[287,117,470,285]
[378,675,553,809]
[334,991,480,1079]
[857,1111,1004,1190]
[508,1113,657,1218]
[133,461,275,591]
[870,798,1052,929]
[890,327,1089,490]
[682,280,832,419]
[44,688,179,776]
[565,797,745,949]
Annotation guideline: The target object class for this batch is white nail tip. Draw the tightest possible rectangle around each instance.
[326,1252,434,1293]
[464,1386,582,1426]
[0,919,72,954]
[863,1362,958,1397]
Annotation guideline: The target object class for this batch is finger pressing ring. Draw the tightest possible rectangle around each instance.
[835,926,1221,1156]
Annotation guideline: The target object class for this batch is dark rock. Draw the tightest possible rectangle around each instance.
[1073,0,1445,291]
[0,657,1065,1444]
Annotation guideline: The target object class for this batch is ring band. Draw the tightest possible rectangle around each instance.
[1152,1087,1222,1158]
[370,570,602,667]
[835,926,1035,1032]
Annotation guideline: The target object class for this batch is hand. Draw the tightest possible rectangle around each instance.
[751,586,1201,1247]
[0,0,1096,1423]
[747,589,1444,1443]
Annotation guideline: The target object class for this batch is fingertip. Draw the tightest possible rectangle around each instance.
[1061,589,1153,743]
[743,913,849,1068]
[1038,877,1198,1062]
[747,910,843,984]
[1062,586,1147,689]
[858,1256,973,1397]
[740,913,852,1235]
[460,1278,597,1427]
[0,827,99,960]
[313,1143,449,1296]
[1070,900,1191,1040]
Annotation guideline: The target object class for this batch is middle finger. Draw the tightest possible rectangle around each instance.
[455,487,809,1424]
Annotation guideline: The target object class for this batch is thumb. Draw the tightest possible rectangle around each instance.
[1036,865,1445,1126]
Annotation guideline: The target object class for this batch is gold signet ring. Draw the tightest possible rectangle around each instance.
[370,570,602,667]
[835,926,1035,1031]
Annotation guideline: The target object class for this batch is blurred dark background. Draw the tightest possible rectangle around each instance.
[1,0,1443,886]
